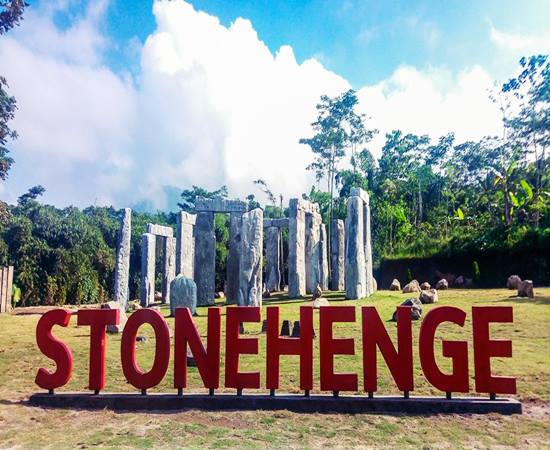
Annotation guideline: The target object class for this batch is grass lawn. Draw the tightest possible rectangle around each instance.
[0,288,549,448]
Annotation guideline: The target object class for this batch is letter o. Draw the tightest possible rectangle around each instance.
[121,309,170,390]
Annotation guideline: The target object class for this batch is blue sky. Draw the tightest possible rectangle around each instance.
[1,0,549,209]
[98,0,550,86]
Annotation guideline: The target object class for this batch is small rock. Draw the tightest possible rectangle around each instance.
[402,280,421,294]
[392,298,422,321]
[154,291,162,302]
[262,288,271,298]
[518,280,534,298]
[506,275,522,290]
[261,319,267,334]
[136,335,147,342]
[280,320,291,336]
[435,279,449,290]
[389,279,401,291]
[312,297,330,309]
[214,291,225,299]
[419,288,438,304]
[420,282,431,290]
[239,322,245,334]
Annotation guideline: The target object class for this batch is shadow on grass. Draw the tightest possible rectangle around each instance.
[495,295,550,305]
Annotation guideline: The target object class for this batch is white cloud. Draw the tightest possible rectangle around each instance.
[357,65,502,152]
[490,24,550,55]
[1,0,508,209]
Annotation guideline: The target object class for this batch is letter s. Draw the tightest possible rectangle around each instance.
[35,309,73,391]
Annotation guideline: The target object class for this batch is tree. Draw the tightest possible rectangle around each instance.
[18,185,45,205]
[300,89,374,270]
[0,0,26,34]
[178,185,228,211]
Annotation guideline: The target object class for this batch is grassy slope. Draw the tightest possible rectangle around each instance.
[0,288,549,448]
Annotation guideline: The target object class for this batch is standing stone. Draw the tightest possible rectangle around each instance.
[305,212,322,294]
[506,275,522,290]
[140,233,156,307]
[330,219,345,291]
[194,212,216,306]
[114,208,131,311]
[238,208,263,307]
[288,199,306,298]
[351,188,374,296]
[176,212,196,278]
[364,194,374,296]
[319,224,329,290]
[162,236,176,304]
[517,280,534,298]
[265,226,281,292]
[345,196,366,299]
[170,275,197,316]
[226,212,243,304]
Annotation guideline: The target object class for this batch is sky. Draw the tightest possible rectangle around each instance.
[0,0,549,210]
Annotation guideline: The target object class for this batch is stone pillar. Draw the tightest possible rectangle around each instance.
[162,236,176,304]
[350,187,374,297]
[345,196,366,299]
[114,208,131,311]
[194,212,216,306]
[226,212,243,304]
[330,219,345,291]
[305,213,322,293]
[364,195,374,296]
[176,211,196,278]
[140,233,156,307]
[319,223,329,290]
[265,226,281,291]
[238,208,263,307]
[288,199,306,298]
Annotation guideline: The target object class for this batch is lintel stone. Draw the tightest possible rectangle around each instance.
[147,223,174,237]
[195,197,247,213]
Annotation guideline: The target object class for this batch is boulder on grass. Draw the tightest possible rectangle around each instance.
[392,298,422,321]
[420,282,431,290]
[454,275,465,288]
[389,279,401,291]
[464,278,473,288]
[435,279,449,290]
[506,275,522,290]
[170,275,197,316]
[402,280,421,294]
[517,280,534,298]
[101,301,127,333]
[419,288,438,304]
[312,297,330,309]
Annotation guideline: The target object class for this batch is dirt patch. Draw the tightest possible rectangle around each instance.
[522,400,550,419]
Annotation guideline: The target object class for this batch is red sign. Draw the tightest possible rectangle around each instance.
[34,305,516,396]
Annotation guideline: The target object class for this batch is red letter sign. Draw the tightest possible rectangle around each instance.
[174,307,221,390]
[121,309,170,391]
[362,306,413,393]
[266,306,313,390]
[419,306,469,393]
[35,309,73,391]
[77,308,119,392]
[320,306,358,392]
[472,306,516,394]
[225,306,261,389]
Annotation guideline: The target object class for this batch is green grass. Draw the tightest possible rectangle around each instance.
[0,288,549,448]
